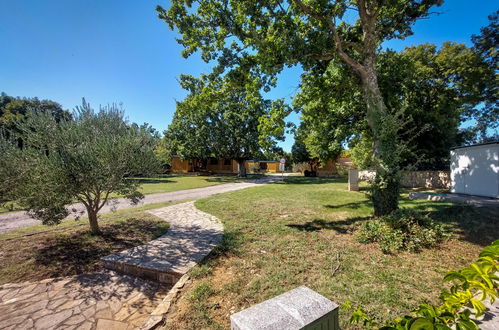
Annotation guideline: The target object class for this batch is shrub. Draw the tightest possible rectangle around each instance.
[292,162,311,173]
[357,208,448,253]
[248,163,261,174]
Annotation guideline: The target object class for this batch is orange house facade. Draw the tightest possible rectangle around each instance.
[171,157,280,174]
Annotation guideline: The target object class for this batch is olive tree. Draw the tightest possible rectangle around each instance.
[0,100,159,234]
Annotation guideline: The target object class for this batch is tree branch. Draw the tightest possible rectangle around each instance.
[293,0,366,77]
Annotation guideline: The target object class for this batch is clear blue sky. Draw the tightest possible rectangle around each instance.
[0,1,496,151]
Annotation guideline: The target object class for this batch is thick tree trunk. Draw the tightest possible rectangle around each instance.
[237,159,247,177]
[361,64,400,216]
[87,208,101,235]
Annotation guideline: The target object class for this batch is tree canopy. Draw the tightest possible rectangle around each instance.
[165,74,290,176]
[0,100,159,234]
[296,39,497,170]
[159,0,444,215]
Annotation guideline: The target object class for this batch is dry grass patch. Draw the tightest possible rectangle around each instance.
[162,177,498,329]
[0,210,169,285]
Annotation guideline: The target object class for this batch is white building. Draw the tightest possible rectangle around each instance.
[450,141,499,198]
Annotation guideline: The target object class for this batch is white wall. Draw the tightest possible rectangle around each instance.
[450,143,499,198]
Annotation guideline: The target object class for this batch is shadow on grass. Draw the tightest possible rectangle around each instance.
[287,216,371,233]
[423,204,499,247]
[324,200,373,210]
[34,218,168,278]
[278,177,345,185]
[128,178,177,184]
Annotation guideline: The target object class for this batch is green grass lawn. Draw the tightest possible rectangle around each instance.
[132,174,253,195]
[0,174,257,214]
[163,176,499,329]
[0,201,180,285]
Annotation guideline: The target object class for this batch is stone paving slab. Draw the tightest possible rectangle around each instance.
[101,201,223,284]
[0,271,169,330]
[409,192,499,207]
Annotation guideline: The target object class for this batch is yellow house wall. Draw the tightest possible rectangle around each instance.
[171,157,191,173]
[317,160,337,175]
[206,159,237,174]
[267,162,279,172]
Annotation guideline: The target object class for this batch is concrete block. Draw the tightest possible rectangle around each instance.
[230,286,339,330]
[348,169,359,191]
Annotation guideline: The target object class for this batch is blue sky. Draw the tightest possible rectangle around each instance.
[0,1,497,151]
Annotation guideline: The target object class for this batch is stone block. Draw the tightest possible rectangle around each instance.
[230,286,339,330]
[348,169,359,191]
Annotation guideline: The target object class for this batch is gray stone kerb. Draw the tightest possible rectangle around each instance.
[101,201,223,284]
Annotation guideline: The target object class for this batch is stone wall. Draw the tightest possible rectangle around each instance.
[358,170,450,189]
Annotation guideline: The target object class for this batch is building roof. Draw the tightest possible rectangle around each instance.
[450,140,499,150]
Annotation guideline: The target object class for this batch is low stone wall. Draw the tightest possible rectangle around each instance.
[358,170,450,189]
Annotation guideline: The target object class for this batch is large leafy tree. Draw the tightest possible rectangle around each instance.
[296,41,496,171]
[0,93,71,145]
[159,0,443,215]
[0,100,159,234]
[165,74,289,177]
[470,10,499,139]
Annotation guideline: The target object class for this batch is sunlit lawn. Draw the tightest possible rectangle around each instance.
[162,176,499,329]
[132,174,255,195]
[0,174,258,214]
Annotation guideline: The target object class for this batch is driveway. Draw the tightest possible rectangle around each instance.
[0,176,285,234]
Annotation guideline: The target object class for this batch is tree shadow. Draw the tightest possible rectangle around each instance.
[421,204,499,247]
[34,218,169,279]
[278,177,345,185]
[324,200,373,210]
[286,216,371,234]
[128,178,176,184]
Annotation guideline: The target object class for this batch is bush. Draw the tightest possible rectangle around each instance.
[248,163,261,174]
[357,208,448,253]
[292,162,311,173]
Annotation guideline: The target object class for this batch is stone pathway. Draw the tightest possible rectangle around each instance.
[0,176,283,233]
[0,271,169,330]
[409,192,499,207]
[101,201,223,285]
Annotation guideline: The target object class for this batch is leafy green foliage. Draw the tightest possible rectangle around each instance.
[0,100,159,234]
[296,40,496,171]
[470,11,499,139]
[345,240,499,329]
[165,73,290,176]
[159,0,443,215]
[357,209,448,253]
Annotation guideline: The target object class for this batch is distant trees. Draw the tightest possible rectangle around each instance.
[0,93,71,147]
[164,74,289,177]
[0,100,159,234]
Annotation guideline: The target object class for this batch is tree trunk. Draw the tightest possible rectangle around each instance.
[361,64,400,216]
[87,208,101,235]
[237,159,247,177]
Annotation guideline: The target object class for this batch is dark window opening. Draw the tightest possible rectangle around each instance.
[209,158,218,165]
[224,159,231,166]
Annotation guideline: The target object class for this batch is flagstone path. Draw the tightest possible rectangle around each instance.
[0,271,169,330]
[101,201,223,284]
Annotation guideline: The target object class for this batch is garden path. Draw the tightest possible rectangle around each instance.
[0,271,168,330]
[0,175,284,233]
[101,201,223,284]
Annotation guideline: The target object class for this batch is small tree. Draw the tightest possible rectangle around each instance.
[0,100,159,234]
